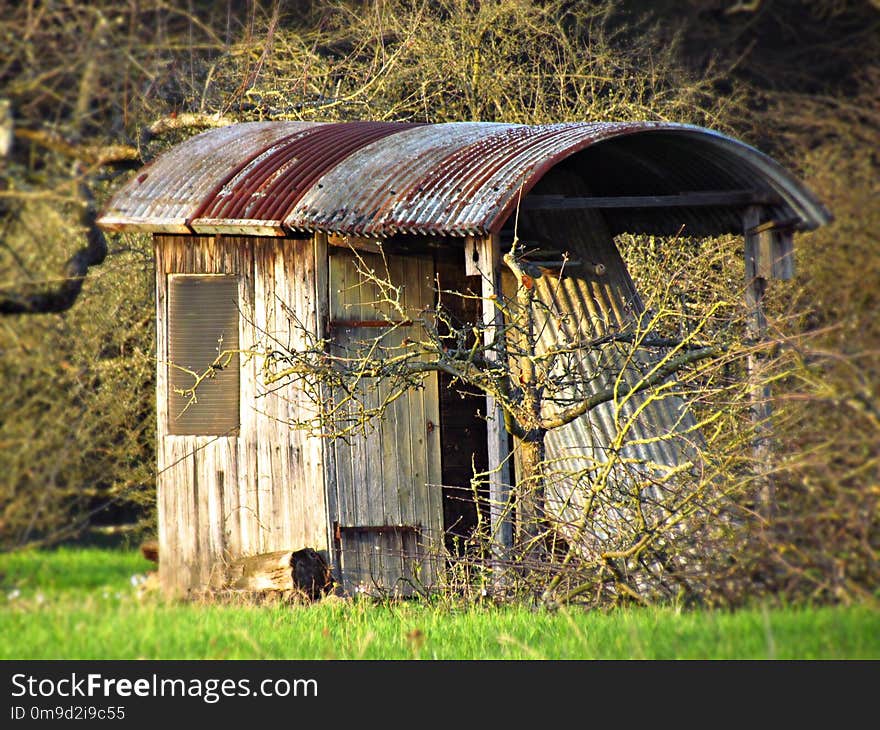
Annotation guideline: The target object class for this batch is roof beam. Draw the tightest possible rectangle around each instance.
[521,190,783,210]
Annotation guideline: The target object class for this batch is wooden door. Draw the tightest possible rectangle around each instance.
[328,249,443,595]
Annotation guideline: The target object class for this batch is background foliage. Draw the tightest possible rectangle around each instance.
[0,0,876,605]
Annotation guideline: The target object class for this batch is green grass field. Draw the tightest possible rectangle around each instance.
[1,547,877,660]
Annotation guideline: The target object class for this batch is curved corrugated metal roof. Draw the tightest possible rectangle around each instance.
[98,121,831,237]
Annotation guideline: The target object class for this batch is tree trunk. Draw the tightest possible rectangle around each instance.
[516,429,547,561]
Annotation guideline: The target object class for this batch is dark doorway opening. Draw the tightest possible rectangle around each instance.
[435,252,490,556]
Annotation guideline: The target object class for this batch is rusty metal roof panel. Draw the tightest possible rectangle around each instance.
[98,121,831,237]
[98,121,320,232]
[190,121,423,235]
[284,121,668,236]
[284,122,512,235]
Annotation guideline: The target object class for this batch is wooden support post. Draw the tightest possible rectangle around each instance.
[743,206,775,520]
[314,232,340,581]
[473,234,514,563]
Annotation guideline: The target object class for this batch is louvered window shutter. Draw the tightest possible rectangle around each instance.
[167,275,240,435]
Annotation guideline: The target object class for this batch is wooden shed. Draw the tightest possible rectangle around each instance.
[97,121,830,597]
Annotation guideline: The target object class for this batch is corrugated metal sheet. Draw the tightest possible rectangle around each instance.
[191,121,423,235]
[99,122,318,233]
[98,121,831,237]
[517,166,703,551]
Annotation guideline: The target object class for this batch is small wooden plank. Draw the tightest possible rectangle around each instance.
[156,444,177,595]
[464,235,481,277]
[312,233,337,569]
[220,436,241,558]
[207,439,227,567]
[772,229,795,280]
[360,379,385,530]
[190,436,209,587]
[221,549,296,592]
[158,439,180,595]
[757,229,775,281]
[522,190,782,210]
[254,240,278,552]
[327,233,383,254]
[190,219,287,237]
[173,437,199,591]
[339,531,363,594]
[380,370,401,525]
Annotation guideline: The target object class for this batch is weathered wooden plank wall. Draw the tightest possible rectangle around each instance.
[328,249,442,595]
[155,234,328,596]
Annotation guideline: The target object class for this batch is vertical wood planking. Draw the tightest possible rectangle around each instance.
[253,239,277,552]
[478,233,514,553]
[328,250,444,592]
[155,234,330,595]
[314,233,338,569]
[234,237,261,556]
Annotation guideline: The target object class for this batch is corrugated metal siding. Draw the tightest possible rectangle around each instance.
[98,121,830,237]
[513,167,702,548]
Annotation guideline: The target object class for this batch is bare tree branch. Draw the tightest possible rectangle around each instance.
[0,165,106,315]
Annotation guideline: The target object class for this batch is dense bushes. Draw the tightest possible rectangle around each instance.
[0,0,875,604]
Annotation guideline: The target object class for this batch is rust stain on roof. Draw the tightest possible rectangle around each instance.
[98,121,831,237]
